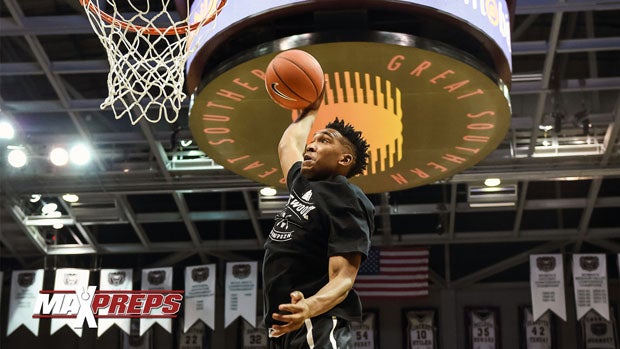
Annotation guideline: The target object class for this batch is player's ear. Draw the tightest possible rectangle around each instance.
[339,153,353,167]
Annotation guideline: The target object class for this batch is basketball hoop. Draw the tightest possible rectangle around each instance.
[80,0,227,124]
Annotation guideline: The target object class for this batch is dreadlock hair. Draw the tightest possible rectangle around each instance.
[325,118,369,178]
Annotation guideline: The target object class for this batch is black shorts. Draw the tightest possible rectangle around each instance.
[268,316,352,349]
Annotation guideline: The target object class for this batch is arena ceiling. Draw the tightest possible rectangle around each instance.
[0,0,619,286]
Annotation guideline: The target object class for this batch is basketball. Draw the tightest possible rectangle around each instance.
[265,49,324,110]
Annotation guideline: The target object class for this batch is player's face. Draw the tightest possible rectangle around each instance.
[301,128,353,180]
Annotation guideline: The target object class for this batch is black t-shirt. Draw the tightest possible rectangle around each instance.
[262,161,374,327]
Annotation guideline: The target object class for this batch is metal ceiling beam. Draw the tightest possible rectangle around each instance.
[379,192,393,245]
[516,0,620,14]
[0,36,616,77]
[585,11,601,111]
[585,239,620,253]
[116,195,151,249]
[447,184,457,239]
[0,3,617,36]
[512,14,539,41]
[3,77,619,113]
[145,250,198,268]
[512,181,528,236]
[7,204,47,254]
[444,244,451,285]
[139,121,173,181]
[451,240,571,288]
[575,177,602,242]
[15,195,614,227]
[137,210,251,223]
[396,228,618,245]
[429,269,446,288]
[526,8,562,156]
[574,95,620,251]
[2,165,619,196]
[172,191,208,263]
[0,15,93,36]
[0,228,25,265]
[242,190,265,247]
[2,175,260,195]
[58,200,99,253]
[451,166,620,183]
[601,95,620,165]
[47,244,96,255]
[0,12,181,36]
[512,37,620,55]
[2,99,190,113]
[20,226,620,256]
[1,36,617,76]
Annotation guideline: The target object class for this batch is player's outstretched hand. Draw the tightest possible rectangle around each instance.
[296,83,325,121]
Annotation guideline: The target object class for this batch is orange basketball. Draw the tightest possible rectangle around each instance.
[265,49,324,110]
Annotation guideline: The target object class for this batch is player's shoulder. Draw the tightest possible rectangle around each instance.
[311,175,360,202]
[286,161,303,186]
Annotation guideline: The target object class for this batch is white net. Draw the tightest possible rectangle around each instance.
[80,0,223,124]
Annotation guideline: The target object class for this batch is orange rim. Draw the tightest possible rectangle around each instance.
[80,0,227,35]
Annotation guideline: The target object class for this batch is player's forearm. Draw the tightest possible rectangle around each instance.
[304,275,354,319]
[278,110,317,155]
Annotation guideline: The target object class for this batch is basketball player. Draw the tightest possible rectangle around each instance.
[262,94,375,349]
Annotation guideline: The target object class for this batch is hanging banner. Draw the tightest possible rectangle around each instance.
[241,316,268,349]
[184,264,216,332]
[98,268,133,337]
[572,254,609,321]
[406,309,436,349]
[121,319,152,349]
[180,320,207,349]
[7,269,44,336]
[140,267,173,335]
[530,254,567,321]
[580,309,617,349]
[224,261,257,328]
[49,268,91,337]
[467,308,499,349]
[522,307,552,349]
[352,312,377,349]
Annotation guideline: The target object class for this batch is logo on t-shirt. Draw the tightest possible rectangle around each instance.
[302,190,313,201]
[288,193,315,220]
[268,190,316,242]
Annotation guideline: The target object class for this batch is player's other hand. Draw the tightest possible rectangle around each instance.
[269,291,311,337]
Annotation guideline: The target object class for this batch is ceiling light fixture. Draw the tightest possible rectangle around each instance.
[62,194,79,203]
[0,121,15,139]
[70,143,91,165]
[46,211,62,218]
[538,125,553,132]
[50,147,69,166]
[53,223,64,229]
[484,178,501,187]
[469,202,516,208]
[260,187,277,197]
[29,194,41,203]
[41,202,58,214]
[7,148,27,168]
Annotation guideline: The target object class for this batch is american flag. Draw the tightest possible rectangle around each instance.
[354,247,429,298]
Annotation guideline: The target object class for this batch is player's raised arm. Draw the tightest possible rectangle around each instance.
[277,96,322,180]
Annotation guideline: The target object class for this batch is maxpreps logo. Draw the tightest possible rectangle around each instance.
[33,287,183,328]
[190,40,511,193]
